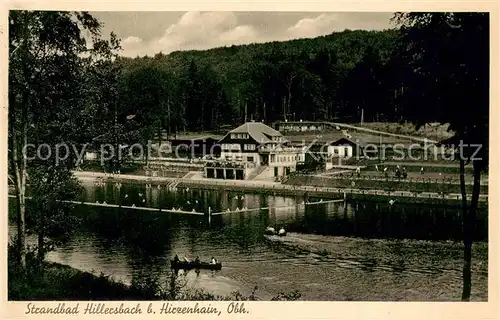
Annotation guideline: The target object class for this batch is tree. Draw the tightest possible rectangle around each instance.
[27,161,83,263]
[394,12,489,301]
[9,11,119,268]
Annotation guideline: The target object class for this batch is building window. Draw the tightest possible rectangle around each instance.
[244,144,255,151]
[247,156,254,162]
[344,147,349,156]
[270,154,276,163]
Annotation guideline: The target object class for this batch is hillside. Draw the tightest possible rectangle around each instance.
[115,29,403,135]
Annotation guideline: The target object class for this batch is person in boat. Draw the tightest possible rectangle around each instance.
[194,256,200,263]
[278,227,286,236]
[265,226,276,235]
[210,257,218,264]
[173,254,180,263]
[184,255,190,263]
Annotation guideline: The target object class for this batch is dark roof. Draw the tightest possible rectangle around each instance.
[220,122,283,144]
[329,137,361,146]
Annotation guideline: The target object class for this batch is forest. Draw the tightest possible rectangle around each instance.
[115,29,400,136]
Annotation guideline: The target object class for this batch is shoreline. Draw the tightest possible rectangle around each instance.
[72,171,488,205]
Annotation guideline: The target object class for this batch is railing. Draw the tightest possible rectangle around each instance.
[177,178,488,202]
[258,146,301,152]
[311,173,486,185]
[204,161,248,169]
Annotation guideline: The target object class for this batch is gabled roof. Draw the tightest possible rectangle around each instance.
[220,122,284,144]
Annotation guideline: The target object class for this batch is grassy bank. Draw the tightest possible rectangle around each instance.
[356,122,454,141]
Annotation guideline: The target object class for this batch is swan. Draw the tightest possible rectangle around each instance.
[389,199,396,206]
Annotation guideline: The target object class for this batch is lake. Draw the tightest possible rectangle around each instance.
[8,181,488,301]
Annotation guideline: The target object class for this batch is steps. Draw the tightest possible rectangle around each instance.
[252,167,274,181]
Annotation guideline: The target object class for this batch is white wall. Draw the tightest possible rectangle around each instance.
[327,145,353,158]
[269,151,299,167]
[220,151,261,166]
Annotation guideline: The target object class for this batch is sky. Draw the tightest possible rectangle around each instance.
[90,12,396,57]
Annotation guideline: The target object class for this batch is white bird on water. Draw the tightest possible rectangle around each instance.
[138,193,143,197]
[124,194,128,198]
[227,208,231,212]
[389,199,396,206]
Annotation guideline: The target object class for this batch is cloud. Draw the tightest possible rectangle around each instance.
[286,13,393,40]
[116,12,393,57]
[219,25,258,43]
[122,36,143,45]
[286,14,340,39]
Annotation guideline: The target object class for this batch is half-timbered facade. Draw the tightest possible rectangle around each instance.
[204,121,300,180]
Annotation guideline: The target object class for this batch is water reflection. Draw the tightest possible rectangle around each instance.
[8,181,488,300]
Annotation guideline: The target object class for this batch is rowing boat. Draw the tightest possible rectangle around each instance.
[170,260,222,270]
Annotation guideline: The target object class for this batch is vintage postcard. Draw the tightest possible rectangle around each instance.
[1,1,498,320]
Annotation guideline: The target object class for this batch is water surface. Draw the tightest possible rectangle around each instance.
[8,181,488,301]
